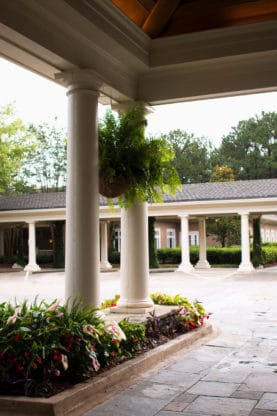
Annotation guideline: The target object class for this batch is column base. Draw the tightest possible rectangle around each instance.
[112,297,154,314]
[110,305,154,314]
[177,263,194,273]
[100,261,112,270]
[195,260,211,269]
[238,262,254,272]
[24,263,41,272]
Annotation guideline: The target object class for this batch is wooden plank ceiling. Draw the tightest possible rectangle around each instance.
[112,0,277,38]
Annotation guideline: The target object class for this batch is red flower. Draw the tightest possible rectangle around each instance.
[36,356,42,364]
[16,364,24,373]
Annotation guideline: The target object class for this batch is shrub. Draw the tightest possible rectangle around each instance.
[262,245,277,264]
[0,293,209,398]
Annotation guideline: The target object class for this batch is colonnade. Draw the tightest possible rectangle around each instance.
[178,213,254,272]
[20,69,254,312]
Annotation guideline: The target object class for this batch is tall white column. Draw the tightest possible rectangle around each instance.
[195,217,210,269]
[0,229,4,257]
[56,70,102,308]
[100,221,112,269]
[178,215,194,272]
[115,200,153,313]
[24,221,41,272]
[239,212,254,272]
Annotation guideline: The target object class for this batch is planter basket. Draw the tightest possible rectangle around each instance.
[99,171,130,198]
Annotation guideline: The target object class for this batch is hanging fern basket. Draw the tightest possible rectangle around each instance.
[99,171,130,198]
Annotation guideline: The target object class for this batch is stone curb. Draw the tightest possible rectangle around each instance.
[0,324,216,416]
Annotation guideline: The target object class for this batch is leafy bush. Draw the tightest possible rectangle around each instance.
[207,246,241,265]
[108,250,120,265]
[0,293,209,398]
[262,245,277,264]
[157,248,181,264]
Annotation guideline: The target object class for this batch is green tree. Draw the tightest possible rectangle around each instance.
[23,120,67,191]
[161,129,213,183]
[210,165,235,182]
[0,104,32,193]
[251,216,265,268]
[213,112,277,180]
[208,164,239,247]
[148,217,159,268]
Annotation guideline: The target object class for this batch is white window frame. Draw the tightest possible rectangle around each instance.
[166,229,176,248]
[154,228,161,249]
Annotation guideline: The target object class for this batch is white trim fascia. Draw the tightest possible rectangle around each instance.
[150,21,277,68]
[0,208,66,223]
[139,50,277,103]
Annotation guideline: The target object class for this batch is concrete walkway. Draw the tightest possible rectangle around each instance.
[0,267,277,415]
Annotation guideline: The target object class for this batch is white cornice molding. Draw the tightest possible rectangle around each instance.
[150,21,277,68]
[0,0,276,104]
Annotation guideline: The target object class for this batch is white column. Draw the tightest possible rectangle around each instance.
[24,221,41,272]
[100,221,112,269]
[178,215,194,272]
[56,70,102,308]
[0,229,4,257]
[195,217,210,269]
[238,212,254,272]
[114,200,153,313]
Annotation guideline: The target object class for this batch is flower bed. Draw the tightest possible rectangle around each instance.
[0,294,209,398]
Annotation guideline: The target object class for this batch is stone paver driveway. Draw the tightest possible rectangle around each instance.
[0,266,276,415]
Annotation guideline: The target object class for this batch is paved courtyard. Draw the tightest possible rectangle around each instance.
[0,266,277,415]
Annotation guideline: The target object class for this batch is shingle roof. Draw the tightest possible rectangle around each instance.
[0,179,276,211]
[164,179,277,203]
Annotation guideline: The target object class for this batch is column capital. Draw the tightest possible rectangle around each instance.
[238,210,250,216]
[178,213,190,220]
[55,69,104,93]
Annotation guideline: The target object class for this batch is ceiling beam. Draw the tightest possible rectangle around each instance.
[142,0,182,38]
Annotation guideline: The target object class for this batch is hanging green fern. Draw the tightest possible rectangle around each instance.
[99,103,181,208]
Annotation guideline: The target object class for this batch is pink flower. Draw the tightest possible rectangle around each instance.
[7,307,21,325]
[103,320,126,341]
[92,358,100,372]
[61,354,68,371]
[46,302,60,312]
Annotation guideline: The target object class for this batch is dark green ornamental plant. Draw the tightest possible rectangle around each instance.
[98,103,181,208]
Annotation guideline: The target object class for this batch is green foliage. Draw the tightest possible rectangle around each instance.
[207,217,241,247]
[161,129,213,183]
[0,104,33,194]
[148,217,159,268]
[157,248,182,264]
[23,120,67,191]
[212,111,277,180]
[99,104,181,208]
[262,244,277,264]
[207,246,241,265]
[53,221,65,268]
[251,217,265,267]
[210,165,235,182]
[108,250,120,265]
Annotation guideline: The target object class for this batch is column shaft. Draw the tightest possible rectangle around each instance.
[100,222,112,269]
[239,212,254,272]
[65,87,100,307]
[195,217,210,269]
[24,222,41,272]
[115,200,153,313]
[178,215,194,272]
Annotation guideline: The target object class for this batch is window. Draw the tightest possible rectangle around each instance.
[113,228,121,252]
[166,229,176,248]
[189,232,199,246]
[154,229,161,249]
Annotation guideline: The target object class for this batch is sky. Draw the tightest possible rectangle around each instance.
[0,57,276,148]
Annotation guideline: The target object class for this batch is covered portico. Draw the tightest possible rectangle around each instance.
[0,0,276,309]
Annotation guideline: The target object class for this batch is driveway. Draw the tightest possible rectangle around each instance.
[0,267,277,415]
